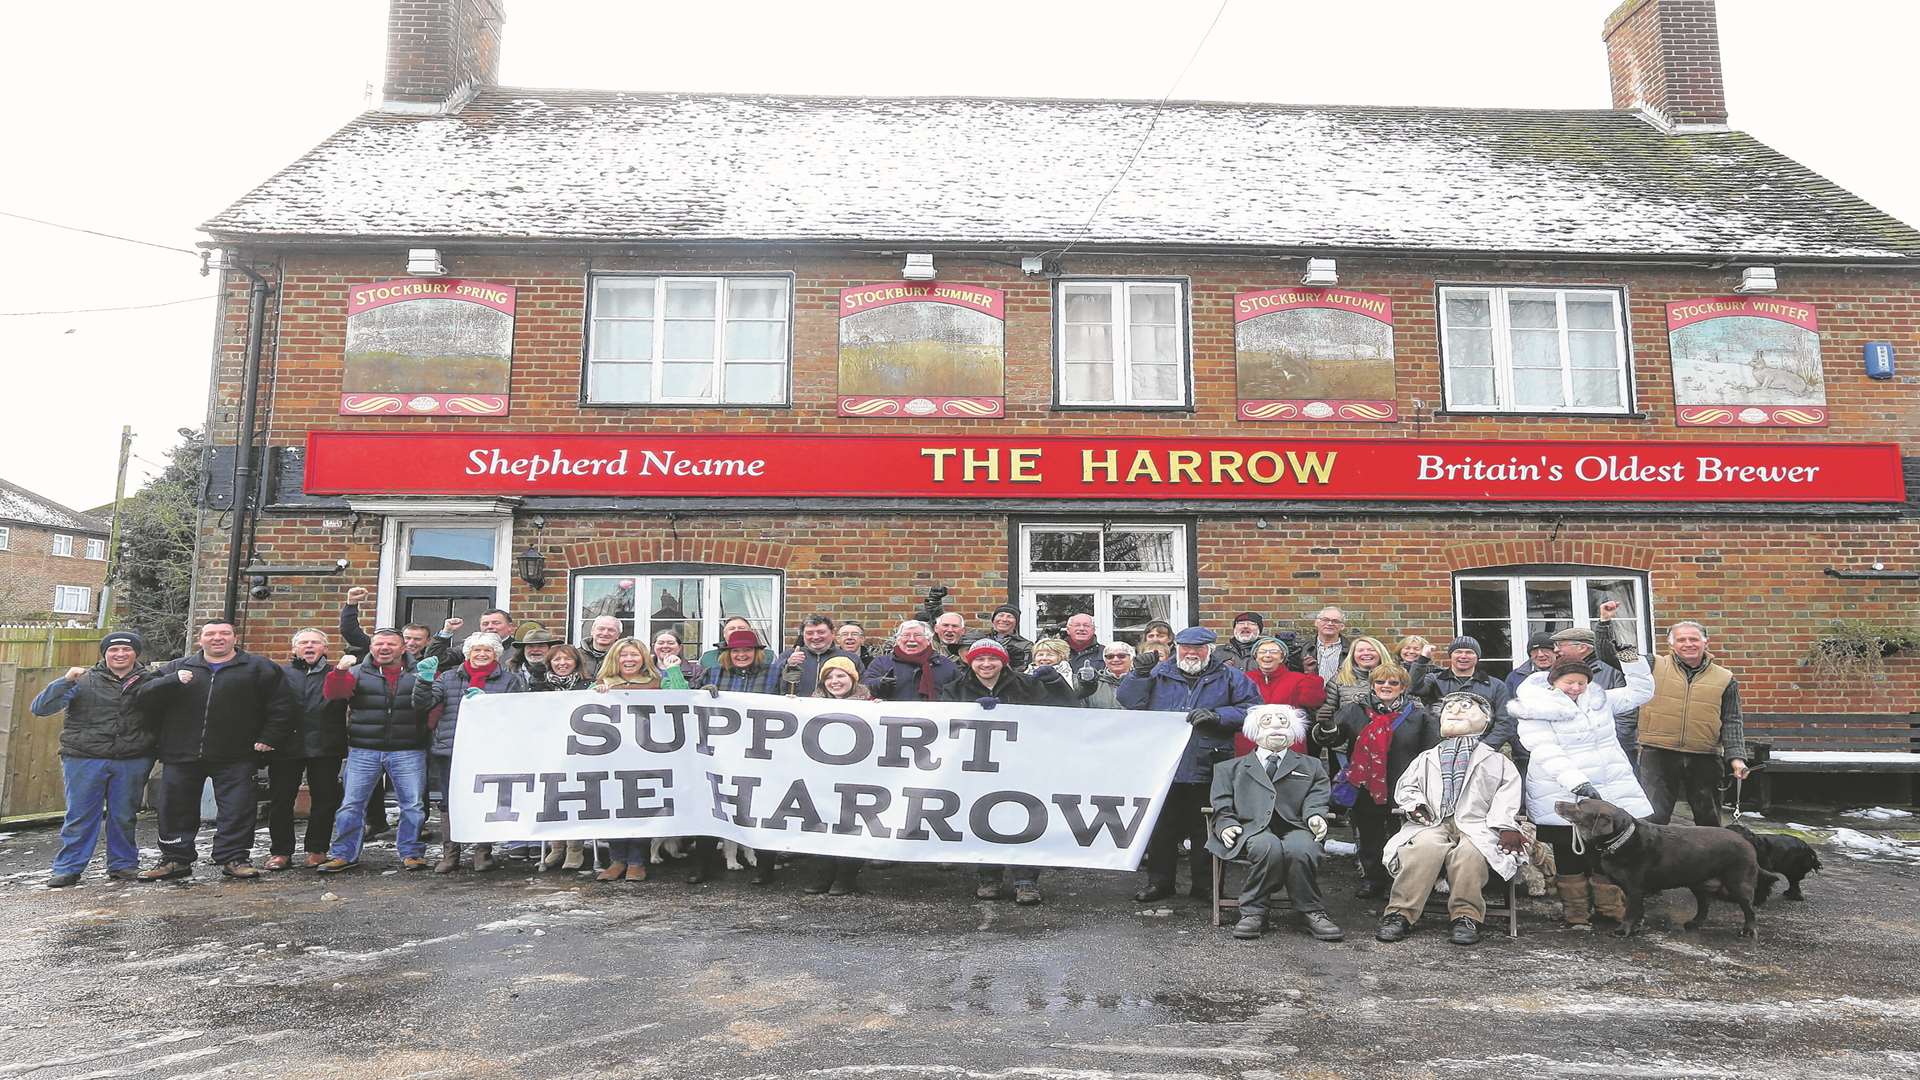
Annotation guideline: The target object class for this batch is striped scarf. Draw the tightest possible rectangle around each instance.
[1437,736,1480,818]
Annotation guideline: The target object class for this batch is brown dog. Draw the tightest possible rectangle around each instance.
[1557,799,1776,939]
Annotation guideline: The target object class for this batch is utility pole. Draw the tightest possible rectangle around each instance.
[97,425,132,629]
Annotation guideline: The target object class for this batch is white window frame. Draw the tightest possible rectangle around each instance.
[83,537,106,561]
[569,567,782,653]
[585,274,792,406]
[1437,285,1632,414]
[0,526,9,550]
[53,585,91,614]
[347,498,521,630]
[50,533,73,557]
[1453,570,1649,672]
[1054,279,1190,407]
[1017,523,1189,644]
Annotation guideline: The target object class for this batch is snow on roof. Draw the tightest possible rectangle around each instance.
[201,90,1920,261]
[0,478,109,534]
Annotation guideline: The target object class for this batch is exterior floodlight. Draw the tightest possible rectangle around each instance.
[1300,258,1338,286]
[1734,266,1777,294]
[902,253,936,281]
[407,248,446,276]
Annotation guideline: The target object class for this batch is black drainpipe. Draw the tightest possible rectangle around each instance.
[222,265,274,623]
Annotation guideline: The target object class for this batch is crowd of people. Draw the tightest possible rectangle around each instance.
[35,587,1750,947]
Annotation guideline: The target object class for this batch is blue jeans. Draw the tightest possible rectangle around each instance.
[329,748,427,861]
[55,756,151,874]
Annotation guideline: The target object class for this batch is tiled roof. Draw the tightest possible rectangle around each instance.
[0,478,109,534]
[203,89,1920,261]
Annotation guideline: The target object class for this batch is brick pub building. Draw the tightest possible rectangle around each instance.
[194,0,1918,772]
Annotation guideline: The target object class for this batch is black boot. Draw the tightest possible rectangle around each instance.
[685,840,717,884]
[829,860,862,896]
[749,854,775,885]
[803,858,836,895]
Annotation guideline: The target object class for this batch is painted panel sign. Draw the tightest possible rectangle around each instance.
[305,432,1906,504]
[341,278,517,416]
[1234,288,1396,422]
[1666,297,1826,427]
[837,282,1006,418]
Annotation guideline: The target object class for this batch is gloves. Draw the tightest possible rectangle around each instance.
[926,586,949,602]
[1219,824,1243,847]
[463,686,484,700]
[1497,828,1527,853]
[1307,815,1329,843]
[704,684,720,698]
[1310,722,1343,748]
[976,696,999,710]
[867,674,897,697]
[1571,782,1601,800]
[1186,708,1220,727]
[1076,663,1098,683]
[1030,666,1063,684]
[1133,652,1157,674]
[414,656,440,680]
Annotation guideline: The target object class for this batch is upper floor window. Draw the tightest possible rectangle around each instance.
[0,526,9,550]
[1055,280,1188,407]
[83,538,106,561]
[1438,286,1630,414]
[586,275,790,406]
[50,533,73,557]
[1453,567,1647,678]
[53,585,91,614]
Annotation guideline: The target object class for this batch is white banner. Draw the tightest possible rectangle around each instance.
[447,690,1189,870]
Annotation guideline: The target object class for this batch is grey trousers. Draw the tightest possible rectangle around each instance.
[1238,828,1324,917]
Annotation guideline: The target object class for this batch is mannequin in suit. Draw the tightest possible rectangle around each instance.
[1207,705,1344,941]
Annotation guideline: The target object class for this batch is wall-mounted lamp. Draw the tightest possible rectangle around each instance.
[1020,255,1046,276]
[1300,258,1338,287]
[407,248,446,277]
[902,253,936,281]
[517,545,548,590]
[1734,266,1777,294]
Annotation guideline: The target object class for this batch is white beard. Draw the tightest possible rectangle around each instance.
[1176,655,1207,675]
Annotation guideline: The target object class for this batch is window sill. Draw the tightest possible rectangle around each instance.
[1432,410,1648,421]
[578,401,792,410]
[1052,403,1195,413]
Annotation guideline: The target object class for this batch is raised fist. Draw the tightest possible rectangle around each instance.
[346,586,370,604]
[176,670,194,685]
[659,654,681,669]
[442,617,463,634]
[336,655,357,671]
[1599,599,1621,620]
[64,666,87,682]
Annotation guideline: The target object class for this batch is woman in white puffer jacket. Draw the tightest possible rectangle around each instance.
[1510,633,1653,929]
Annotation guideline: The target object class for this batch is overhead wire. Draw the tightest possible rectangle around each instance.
[1050,0,1232,262]
[0,208,202,257]
[0,295,216,317]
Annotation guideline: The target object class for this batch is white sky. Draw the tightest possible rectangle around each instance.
[0,0,1913,510]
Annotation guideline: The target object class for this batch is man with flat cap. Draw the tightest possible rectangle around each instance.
[1118,626,1262,902]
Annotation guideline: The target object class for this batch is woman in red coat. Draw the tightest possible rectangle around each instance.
[1234,637,1328,755]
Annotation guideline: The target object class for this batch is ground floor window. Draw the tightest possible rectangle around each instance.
[571,565,781,653]
[1453,567,1648,678]
[53,585,91,614]
[1016,522,1189,645]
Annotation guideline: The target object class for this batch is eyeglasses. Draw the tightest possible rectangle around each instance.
[1372,679,1403,687]
[1104,653,1129,659]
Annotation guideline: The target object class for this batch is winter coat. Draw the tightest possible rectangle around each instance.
[135,649,292,764]
[1312,697,1440,804]
[1504,659,1547,695]
[1116,655,1262,784]
[860,651,962,701]
[1510,658,1655,825]
[1080,669,1125,711]
[531,669,593,692]
[1315,671,1377,730]
[323,659,430,752]
[938,665,1076,707]
[415,663,527,757]
[32,662,156,760]
[1412,666,1525,766]
[275,657,348,760]
[987,632,1034,671]
[1066,639,1105,673]
[704,659,773,693]
[762,645,858,697]
[1383,742,1525,881]
[1214,637,1263,671]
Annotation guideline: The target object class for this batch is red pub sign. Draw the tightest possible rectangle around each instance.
[305,432,1906,504]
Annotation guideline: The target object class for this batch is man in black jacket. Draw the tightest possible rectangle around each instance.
[266,629,349,870]
[318,629,433,872]
[134,621,292,880]
[29,630,155,887]
[1412,636,1526,773]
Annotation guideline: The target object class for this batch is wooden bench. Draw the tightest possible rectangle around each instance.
[1751,752,1920,810]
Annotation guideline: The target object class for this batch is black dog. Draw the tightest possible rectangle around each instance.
[1727,823,1821,901]
[1558,799,1778,939]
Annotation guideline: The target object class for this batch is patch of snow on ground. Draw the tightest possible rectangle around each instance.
[1324,839,1358,856]
[1826,828,1920,862]
[1842,807,1914,820]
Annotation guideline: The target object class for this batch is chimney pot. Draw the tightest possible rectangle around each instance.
[1602,0,1728,132]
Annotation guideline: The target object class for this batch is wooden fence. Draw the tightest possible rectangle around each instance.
[0,664,68,817]
[0,627,101,670]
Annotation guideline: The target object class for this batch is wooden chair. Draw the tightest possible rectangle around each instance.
[1421,874,1521,938]
[1201,808,1291,927]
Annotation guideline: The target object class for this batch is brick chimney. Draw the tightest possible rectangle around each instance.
[382,0,506,113]
[1602,0,1729,132]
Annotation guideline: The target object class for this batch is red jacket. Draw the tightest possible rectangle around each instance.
[1234,665,1328,756]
